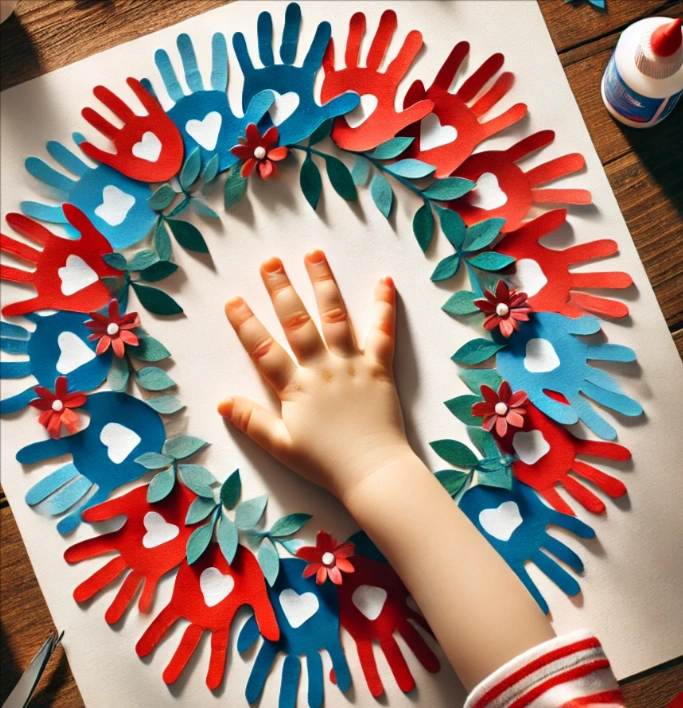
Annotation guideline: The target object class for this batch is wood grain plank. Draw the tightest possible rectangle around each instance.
[620,659,683,707]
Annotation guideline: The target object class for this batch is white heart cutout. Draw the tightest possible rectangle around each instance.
[99,422,141,464]
[469,172,508,210]
[94,185,135,227]
[352,585,388,621]
[186,111,222,151]
[479,501,523,542]
[420,113,457,151]
[511,259,548,298]
[58,255,98,297]
[56,331,96,375]
[524,338,561,373]
[279,588,319,629]
[200,567,235,607]
[142,511,180,549]
[513,430,551,465]
[344,94,378,129]
[132,131,162,162]
[268,91,300,126]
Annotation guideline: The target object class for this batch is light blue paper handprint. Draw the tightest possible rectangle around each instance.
[21,134,155,249]
[147,33,275,171]
[20,391,165,535]
[233,2,360,146]
[238,558,351,708]
[0,312,111,414]
[459,479,595,614]
[496,312,642,440]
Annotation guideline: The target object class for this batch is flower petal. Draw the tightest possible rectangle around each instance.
[61,407,80,434]
[259,159,274,179]
[506,410,525,429]
[267,146,288,162]
[334,542,356,559]
[55,376,68,398]
[495,279,509,302]
[245,123,261,146]
[108,299,121,321]
[472,401,495,418]
[112,337,126,359]
[302,563,321,578]
[475,299,496,314]
[119,330,139,346]
[499,318,514,338]
[498,380,512,403]
[96,336,111,355]
[495,414,508,437]
[480,385,499,405]
[231,145,254,160]
[316,531,335,554]
[64,392,87,408]
[241,158,257,178]
[262,126,279,149]
[482,415,496,432]
[508,390,528,408]
[328,566,343,585]
[316,566,328,585]
[296,546,323,563]
[46,412,62,439]
[335,558,355,573]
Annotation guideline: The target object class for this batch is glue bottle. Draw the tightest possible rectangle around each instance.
[601,17,683,128]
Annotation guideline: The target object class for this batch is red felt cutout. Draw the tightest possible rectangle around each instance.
[321,10,434,152]
[80,78,183,183]
[1,205,121,317]
[64,483,197,624]
[448,130,592,232]
[497,209,633,318]
[136,543,279,689]
[497,403,631,515]
[401,42,527,177]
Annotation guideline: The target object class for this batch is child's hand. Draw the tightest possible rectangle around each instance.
[218,250,412,501]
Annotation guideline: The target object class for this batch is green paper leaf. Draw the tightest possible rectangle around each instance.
[384,159,436,179]
[186,496,216,524]
[220,470,241,510]
[154,220,172,261]
[167,196,189,218]
[468,427,500,459]
[136,366,175,391]
[217,515,239,565]
[138,261,178,283]
[367,137,414,160]
[201,154,220,184]
[235,494,268,530]
[309,119,332,146]
[190,198,220,219]
[128,334,171,362]
[444,394,482,426]
[300,155,322,210]
[451,338,505,365]
[279,538,305,555]
[186,521,214,564]
[442,291,479,316]
[163,434,207,460]
[325,156,356,201]
[463,218,506,253]
[467,252,515,272]
[269,513,312,538]
[147,466,176,503]
[148,184,176,211]
[477,463,513,491]
[258,537,280,587]
[102,252,127,270]
[413,202,434,252]
[224,164,248,209]
[351,156,370,186]
[180,464,218,488]
[430,439,479,469]
[460,368,503,395]
[431,253,460,282]
[128,250,159,272]
[180,147,201,190]
[437,207,466,249]
[167,219,208,253]
[435,469,470,498]
[422,178,475,201]
[131,283,183,316]
[145,394,185,415]
[135,452,173,469]
[370,173,393,218]
[107,355,129,392]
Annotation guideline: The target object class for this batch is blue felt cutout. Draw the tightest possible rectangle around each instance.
[21,134,155,249]
[238,558,351,708]
[459,479,595,614]
[0,312,111,414]
[19,391,166,535]
[233,2,360,146]
[496,312,641,440]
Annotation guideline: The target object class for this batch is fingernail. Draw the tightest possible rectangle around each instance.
[226,296,244,310]
[218,398,234,418]
[379,276,394,287]
[262,257,282,274]
[305,249,325,264]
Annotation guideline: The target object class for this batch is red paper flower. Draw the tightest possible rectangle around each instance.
[30,376,87,439]
[472,381,528,437]
[296,531,355,585]
[474,280,531,338]
[230,123,288,180]
[86,299,140,358]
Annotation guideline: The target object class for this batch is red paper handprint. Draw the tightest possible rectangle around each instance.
[448,130,592,232]
[136,543,279,689]
[498,209,633,318]
[497,402,631,516]
[1,205,121,317]
[64,483,197,625]
[321,10,433,152]
[80,77,183,183]
[401,42,527,177]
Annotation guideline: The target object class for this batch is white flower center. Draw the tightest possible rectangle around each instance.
[494,402,508,416]
[52,399,64,412]
[496,303,510,317]
[254,146,267,160]
[107,323,119,336]
[322,552,335,566]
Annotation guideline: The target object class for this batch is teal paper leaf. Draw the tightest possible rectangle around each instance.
[279,539,305,555]
[131,283,183,315]
[460,368,503,395]
[128,334,171,362]
[258,537,280,587]
[224,164,248,209]
[167,219,208,253]
[300,155,322,210]
[463,218,505,253]
[413,202,434,252]
[325,156,356,201]
[201,154,220,184]
[186,496,216,524]
[442,291,479,316]
[235,494,268,530]
[309,119,333,146]
[148,184,176,211]
[136,366,175,391]
[107,355,129,392]
[180,464,218,488]
[220,470,241,510]
[370,173,393,218]
[437,207,466,249]
[128,250,159,272]
[431,254,461,282]
[444,394,483,426]
[163,434,207,460]
[180,147,201,190]
[422,178,475,201]
[467,252,516,272]
[135,451,173,469]
[430,439,479,469]
[190,198,220,219]
[138,261,178,283]
[167,196,189,218]
[145,395,185,415]
[217,514,239,565]
[269,513,312,538]
[187,522,214,564]
[147,466,176,503]
[476,462,513,490]
[367,137,414,160]
[154,220,172,261]
[468,427,501,459]
[384,159,436,179]
[103,252,127,270]
[351,156,370,186]
[452,338,505,365]
[435,469,470,498]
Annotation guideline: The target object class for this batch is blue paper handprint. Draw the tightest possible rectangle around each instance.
[19,392,165,535]
[459,479,595,614]
[496,312,642,440]
[21,134,155,249]
[1,313,111,414]
[147,33,275,171]
[233,2,360,146]
[238,558,351,708]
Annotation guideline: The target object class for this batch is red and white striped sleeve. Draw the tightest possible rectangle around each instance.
[464,630,624,708]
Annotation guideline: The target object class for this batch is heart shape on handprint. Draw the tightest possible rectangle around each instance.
[94,185,135,227]
[511,258,548,298]
[469,172,508,210]
[279,588,319,629]
[352,585,388,621]
[512,430,550,465]
[132,131,162,162]
[268,91,300,126]
[524,338,560,373]
[99,423,141,464]
[186,112,223,151]
[479,501,523,542]
[58,256,99,297]
[142,511,180,549]
[420,113,458,151]
[344,94,378,129]
[200,567,235,607]
[56,331,96,375]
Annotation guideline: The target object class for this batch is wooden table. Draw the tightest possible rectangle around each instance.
[1,1,682,705]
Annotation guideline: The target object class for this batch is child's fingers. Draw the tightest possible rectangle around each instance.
[304,250,357,356]
[218,396,290,459]
[224,296,296,392]
[364,276,396,369]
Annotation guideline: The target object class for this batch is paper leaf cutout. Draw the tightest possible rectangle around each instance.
[224,164,248,208]
[136,452,173,470]
[186,496,216,524]
[162,434,207,460]
[258,537,280,586]
[145,394,185,415]
[422,178,474,201]
[452,338,505,365]
[444,394,483,426]
[413,202,434,252]
[154,220,172,260]
[459,368,503,395]
[351,156,371,186]
[186,522,214,565]
[435,469,470,498]
[128,333,171,362]
[383,159,435,180]
[180,464,217,490]
[442,290,479,315]
[324,156,356,201]
[148,185,176,211]
[136,366,175,391]
[220,470,241,510]
[147,467,176,503]
[166,219,208,253]
[467,251,515,272]
[300,155,322,210]
[309,119,333,146]
[370,173,393,218]
[235,494,268,530]
[138,261,178,283]
[368,137,414,160]
[430,439,478,469]
[180,147,201,190]
[269,513,312,538]
[131,283,183,316]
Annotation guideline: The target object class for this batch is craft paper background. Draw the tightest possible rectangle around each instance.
[1,2,682,706]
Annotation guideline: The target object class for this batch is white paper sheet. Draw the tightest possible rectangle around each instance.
[1,2,682,706]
